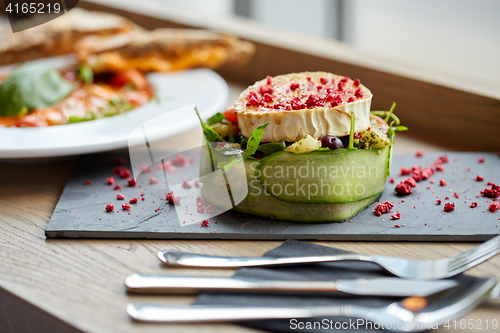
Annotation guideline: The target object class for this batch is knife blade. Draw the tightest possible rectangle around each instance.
[124,274,458,297]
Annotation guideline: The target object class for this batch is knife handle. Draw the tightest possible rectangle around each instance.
[124,274,338,294]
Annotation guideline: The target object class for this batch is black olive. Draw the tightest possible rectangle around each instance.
[320,135,344,150]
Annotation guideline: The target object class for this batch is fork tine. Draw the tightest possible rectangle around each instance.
[449,236,500,272]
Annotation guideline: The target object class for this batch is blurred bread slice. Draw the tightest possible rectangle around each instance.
[77,28,256,73]
[0,9,137,66]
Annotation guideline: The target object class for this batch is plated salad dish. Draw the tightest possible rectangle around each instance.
[199,72,406,222]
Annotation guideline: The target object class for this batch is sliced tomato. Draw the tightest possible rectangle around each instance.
[109,69,149,91]
[223,107,238,124]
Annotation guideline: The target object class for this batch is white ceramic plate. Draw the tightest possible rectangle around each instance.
[0,57,229,159]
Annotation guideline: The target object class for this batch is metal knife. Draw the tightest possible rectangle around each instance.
[124,274,458,297]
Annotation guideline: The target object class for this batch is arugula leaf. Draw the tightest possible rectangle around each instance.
[257,141,286,155]
[206,112,225,125]
[244,122,269,158]
[78,63,94,85]
[0,63,74,117]
[195,106,224,142]
[217,155,243,174]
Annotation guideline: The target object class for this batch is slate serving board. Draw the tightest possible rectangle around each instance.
[46,152,500,241]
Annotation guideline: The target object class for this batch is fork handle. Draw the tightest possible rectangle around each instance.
[159,250,372,268]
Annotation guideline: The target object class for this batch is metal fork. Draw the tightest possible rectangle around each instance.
[158,235,500,280]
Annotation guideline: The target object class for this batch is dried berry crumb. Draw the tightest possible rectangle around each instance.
[476,175,484,181]
[105,204,114,212]
[205,204,214,213]
[478,158,485,163]
[391,212,401,220]
[128,178,136,187]
[402,177,417,187]
[106,177,115,185]
[416,150,424,157]
[453,193,460,199]
[197,206,204,213]
[119,169,131,179]
[117,194,125,200]
[166,192,180,205]
[395,183,413,195]
[117,157,125,165]
[194,179,200,187]
[444,202,455,212]
[122,203,131,210]
[390,178,395,184]
[150,177,158,184]
[200,220,210,227]
[400,167,412,176]
[395,224,401,228]
[182,181,192,189]
[129,197,138,204]
[440,179,447,186]
[489,203,500,212]
[374,201,394,215]
[470,202,478,208]
[84,180,92,185]
[113,184,122,190]
[436,199,442,205]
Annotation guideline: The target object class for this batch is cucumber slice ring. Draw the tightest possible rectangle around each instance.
[256,147,390,204]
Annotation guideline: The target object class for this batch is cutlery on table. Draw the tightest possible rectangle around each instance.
[124,274,458,297]
[127,277,499,332]
[158,235,500,280]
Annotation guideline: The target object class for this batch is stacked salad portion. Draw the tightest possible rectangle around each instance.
[198,72,406,222]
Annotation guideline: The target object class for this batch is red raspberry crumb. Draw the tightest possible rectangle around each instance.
[128,178,136,187]
[478,158,485,163]
[259,85,273,95]
[481,183,500,198]
[375,211,382,217]
[150,177,158,184]
[166,192,180,205]
[437,155,448,164]
[119,169,131,179]
[141,164,152,173]
[400,167,412,176]
[320,77,328,85]
[263,93,274,103]
[107,177,115,185]
[440,179,447,186]
[194,179,200,187]
[353,79,360,87]
[444,202,455,212]
[197,206,205,213]
[201,220,209,227]
[416,150,424,157]
[476,175,484,181]
[182,181,192,189]
[122,203,131,210]
[391,212,401,220]
[412,170,423,182]
[489,203,500,212]
[105,204,114,212]
[435,164,444,172]
[172,154,188,166]
[395,224,401,228]
[117,194,125,200]
[390,178,395,184]
[395,183,413,195]
[290,83,300,91]
[84,180,92,185]
[266,76,272,85]
[445,196,450,200]
[114,184,122,190]
[402,177,417,187]
[205,204,214,213]
[470,202,478,208]
[374,201,395,215]
[129,197,138,204]
[436,199,442,205]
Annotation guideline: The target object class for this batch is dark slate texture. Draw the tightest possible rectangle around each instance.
[46,152,500,241]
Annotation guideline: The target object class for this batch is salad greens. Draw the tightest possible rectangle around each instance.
[257,141,286,155]
[78,63,94,85]
[0,63,74,117]
[206,112,226,125]
[244,122,269,158]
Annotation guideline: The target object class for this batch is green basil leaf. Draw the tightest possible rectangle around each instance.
[195,106,224,142]
[206,112,225,125]
[244,122,269,158]
[78,63,94,85]
[257,141,286,155]
[0,63,74,117]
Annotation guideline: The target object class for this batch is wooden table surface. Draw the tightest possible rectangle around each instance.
[0,83,499,333]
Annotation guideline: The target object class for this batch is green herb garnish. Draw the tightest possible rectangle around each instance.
[195,106,224,142]
[78,63,94,85]
[244,122,269,158]
[206,112,226,126]
[0,63,74,117]
[348,112,356,150]
[257,141,286,155]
